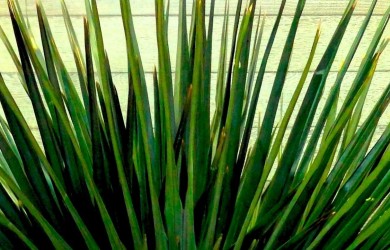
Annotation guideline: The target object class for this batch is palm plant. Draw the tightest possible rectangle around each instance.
[0,0,389,249]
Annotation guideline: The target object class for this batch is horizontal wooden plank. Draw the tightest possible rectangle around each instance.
[1,71,388,131]
[0,15,389,73]
[284,71,390,128]
[277,125,387,161]
[4,0,387,17]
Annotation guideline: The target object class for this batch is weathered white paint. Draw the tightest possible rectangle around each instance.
[1,14,390,73]
[0,0,387,16]
[0,0,388,147]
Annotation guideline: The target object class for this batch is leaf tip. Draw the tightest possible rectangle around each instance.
[317,18,322,32]
[352,0,358,9]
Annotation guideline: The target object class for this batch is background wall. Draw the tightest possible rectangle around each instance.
[0,0,389,147]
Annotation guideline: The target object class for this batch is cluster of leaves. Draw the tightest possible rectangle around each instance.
[0,0,389,249]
